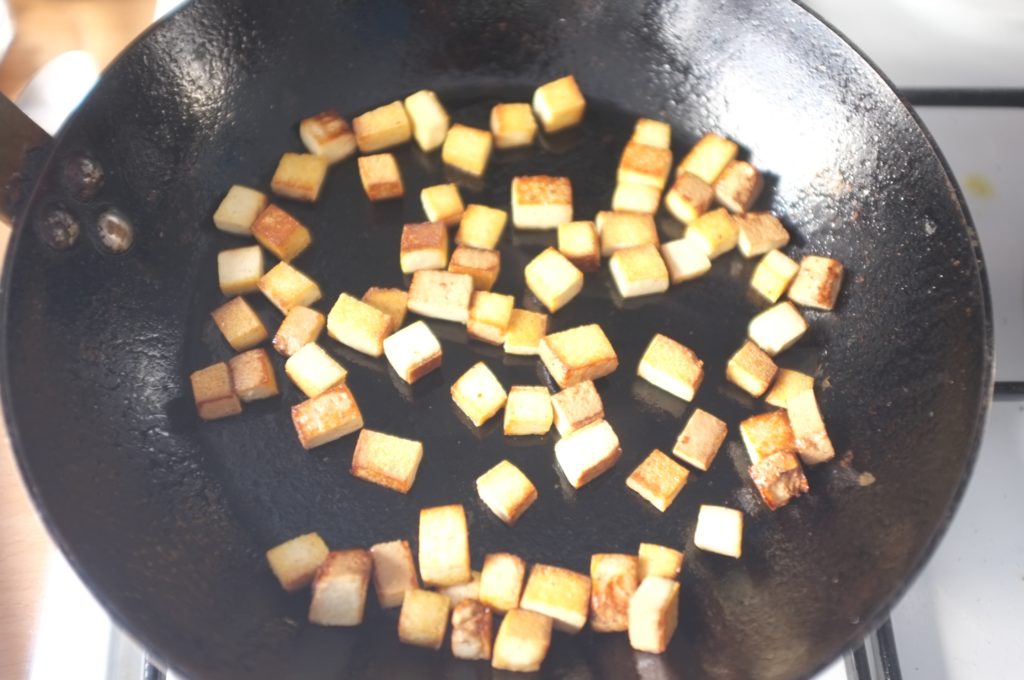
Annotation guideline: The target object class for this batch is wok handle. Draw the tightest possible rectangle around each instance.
[0,93,50,228]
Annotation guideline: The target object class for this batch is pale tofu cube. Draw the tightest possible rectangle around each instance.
[551,380,604,436]
[398,589,451,650]
[511,175,573,229]
[694,505,744,558]
[272,306,325,357]
[589,553,640,633]
[490,102,538,148]
[437,570,482,606]
[609,244,670,298]
[468,291,515,345]
[213,185,267,236]
[750,249,800,302]
[764,368,814,408]
[308,549,372,626]
[266,532,329,592]
[258,261,322,314]
[739,410,796,464]
[748,301,808,356]
[749,452,808,510]
[351,428,424,494]
[736,212,790,257]
[632,118,672,149]
[291,384,364,450]
[504,309,549,356]
[726,340,778,397]
[251,205,312,261]
[520,564,591,633]
[637,543,684,581]
[284,342,347,398]
[678,132,738,183]
[400,221,449,273]
[190,362,242,420]
[327,293,393,357]
[638,333,704,401]
[524,247,584,313]
[554,419,622,489]
[480,553,526,613]
[539,324,619,388]
[421,183,464,226]
[382,320,443,384]
[618,141,672,189]
[557,220,600,272]
[419,504,471,587]
[687,207,739,259]
[628,576,680,653]
[271,152,328,203]
[660,238,712,284]
[788,255,845,311]
[532,75,586,133]
[404,89,450,152]
[672,408,727,471]
[362,287,409,330]
[596,210,660,257]
[449,246,501,291]
[228,348,279,402]
[451,361,508,427]
[407,270,474,323]
[665,171,714,225]
[442,123,493,177]
[353,100,412,153]
[456,204,508,249]
[476,460,538,525]
[492,609,553,672]
[503,386,553,436]
[714,159,763,213]
[211,296,268,351]
[299,110,356,164]
[451,599,494,661]
[218,245,264,296]
[787,388,836,465]
[357,152,404,201]
[370,539,419,608]
[626,449,689,512]
[612,181,661,215]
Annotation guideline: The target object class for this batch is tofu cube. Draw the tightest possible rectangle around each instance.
[714,159,763,213]
[448,246,501,291]
[739,410,796,464]
[456,204,508,249]
[351,429,424,494]
[327,293,393,357]
[398,589,451,650]
[370,539,419,608]
[618,141,672,189]
[362,287,409,330]
[551,380,604,436]
[736,212,790,258]
[511,175,573,230]
[270,152,328,203]
[291,384,364,450]
[451,599,494,661]
[694,504,744,558]
[476,460,538,525]
[382,320,443,384]
[258,261,322,314]
[218,245,264,296]
[612,181,662,215]
[418,504,471,587]
[750,249,800,303]
[748,301,808,356]
[228,348,279,402]
[421,183,464,227]
[251,205,312,262]
[492,609,553,672]
[451,361,508,427]
[554,419,622,489]
[609,244,670,298]
[272,306,325,357]
[665,171,714,224]
[520,564,591,633]
[468,291,515,345]
[190,362,243,420]
[532,75,586,133]
[308,549,372,626]
[437,570,482,606]
[626,449,689,512]
[442,123,493,177]
[353,100,412,153]
[285,342,347,398]
[637,333,704,401]
[589,553,640,633]
[726,340,779,397]
[266,532,329,592]
[637,543,684,581]
[660,238,712,284]
[490,102,538,148]
[787,388,836,465]
[503,386,553,436]
[404,89,450,152]
[632,118,672,149]
[764,368,814,408]
[749,452,809,510]
[596,210,660,257]
[539,324,619,388]
[299,110,356,164]
[557,220,600,272]
[357,153,404,201]
[672,408,727,471]
[400,221,449,274]
[628,576,680,653]
[480,553,527,613]
[687,207,739,259]
[504,309,549,356]
[211,296,268,351]
[407,270,474,324]
[524,247,584,313]
[678,132,738,183]
[213,185,267,236]
[788,255,845,311]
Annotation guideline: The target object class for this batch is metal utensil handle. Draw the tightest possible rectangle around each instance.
[0,94,50,227]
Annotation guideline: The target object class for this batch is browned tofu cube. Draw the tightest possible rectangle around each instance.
[726,340,778,397]
[211,296,268,352]
[520,564,591,633]
[632,118,672,149]
[511,175,573,230]
[362,287,409,330]
[400,221,448,273]
[308,549,372,626]
[557,220,600,272]
[787,388,836,465]
[251,204,312,261]
[468,291,514,345]
[609,244,670,298]
[694,504,744,558]
[370,539,419,609]
[596,210,660,257]
[532,75,586,133]
[285,342,347,398]
[637,333,704,401]
[539,324,619,388]
[551,380,604,436]
[736,212,790,258]
[448,246,501,291]
[437,570,482,606]
[749,452,809,510]
[503,308,548,356]
[687,207,739,259]
[291,384,364,450]
[258,262,322,314]
[270,152,328,203]
[524,247,584,313]
[554,419,622,489]
[398,589,450,650]
[626,449,690,512]
[748,301,808,356]
[672,408,727,471]
[228,348,279,402]
[421,183,464,227]
[382,320,443,384]
[504,386,553,436]
[788,255,845,311]
[628,576,680,653]
[677,132,738,183]
[358,153,404,201]
[404,89,449,152]
[456,204,508,249]
[612,182,662,215]
[218,244,263,296]
[273,306,325,357]
[750,249,800,303]
[451,599,494,661]
[589,553,639,633]
[764,368,814,408]
[327,293,393,358]
[480,553,527,613]
[213,184,267,236]
[665,171,714,224]
[714,159,763,213]
[660,237,712,283]
[353,100,412,153]
[351,429,424,494]
[407,270,474,324]
[476,460,538,525]
[492,609,553,672]
[451,361,508,427]
[299,110,356,164]
[490,102,538,148]
[191,362,243,420]
[739,410,796,464]
[618,141,672,189]
[442,123,493,177]
[419,504,471,587]
[266,532,329,592]
[637,543,684,581]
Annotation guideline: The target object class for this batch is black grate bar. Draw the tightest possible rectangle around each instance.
[902,88,1024,107]
[994,382,1024,401]
[876,619,904,680]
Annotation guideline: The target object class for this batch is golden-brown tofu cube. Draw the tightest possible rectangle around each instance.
[521,564,591,633]
[211,296,268,351]
[480,553,526,613]
[357,152,404,201]
[687,207,739,259]
[532,75,586,134]
[451,361,508,427]
[266,532,329,592]
[437,570,481,606]
[327,293,393,358]
[726,340,778,397]
[524,247,584,313]
[398,589,451,650]
[632,118,672,149]
[503,385,553,436]
[714,159,763,213]
[404,89,450,152]
[626,449,689,512]
[492,609,553,672]
[612,182,662,215]
[456,204,508,249]
[353,100,412,153]
[370,539,419,609]
[609,244,670,298]
[694,504,743,558]
[213,185,266,236]
[273,306,325,357]
[672,408,727,471]
[539,324,618,388]
[258,261,322,314]
[191,362,243,420]
[787,388,836,465]
[285,342,346,398]
[511,175,573,230]
[618,141,672,189]
[551,380,604,436]
[490,102,538,148]
[749,452,808,510]
[557,220,600,272]
[660,237,712,284]
[678,132,738,183]
[736,212,790,258]
[351,428,424,494]
[637,543,684,581]
[251,204,312,261]
[442,123,493,177]
[419,504,471,587]
[449,246,501,291]
[476,460,538,525]
[218,245,263,296]
[748,301,808,356]
[739,410,796,464]
[554,419,622,489]
[400,221,449,274]
[299,110,356,165]
[382,320,443,384]
[788,255,844,311]
[628,576,680,653]
[451,599,494,661]
[750,249,800,303]
[407,270,474,324]
[271,152,328,203]
[467,291,514,345]
[665,171,714,225]
[638,333,704,401]
[764,368,814,408]
[504,308,549,356]
[589,553,639,633]
[290,384,364,450]
[228,348,279,402]
[420,183,464,227]
[596,210,660,257]
[362,287,409,330]
[308,549,372,626]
